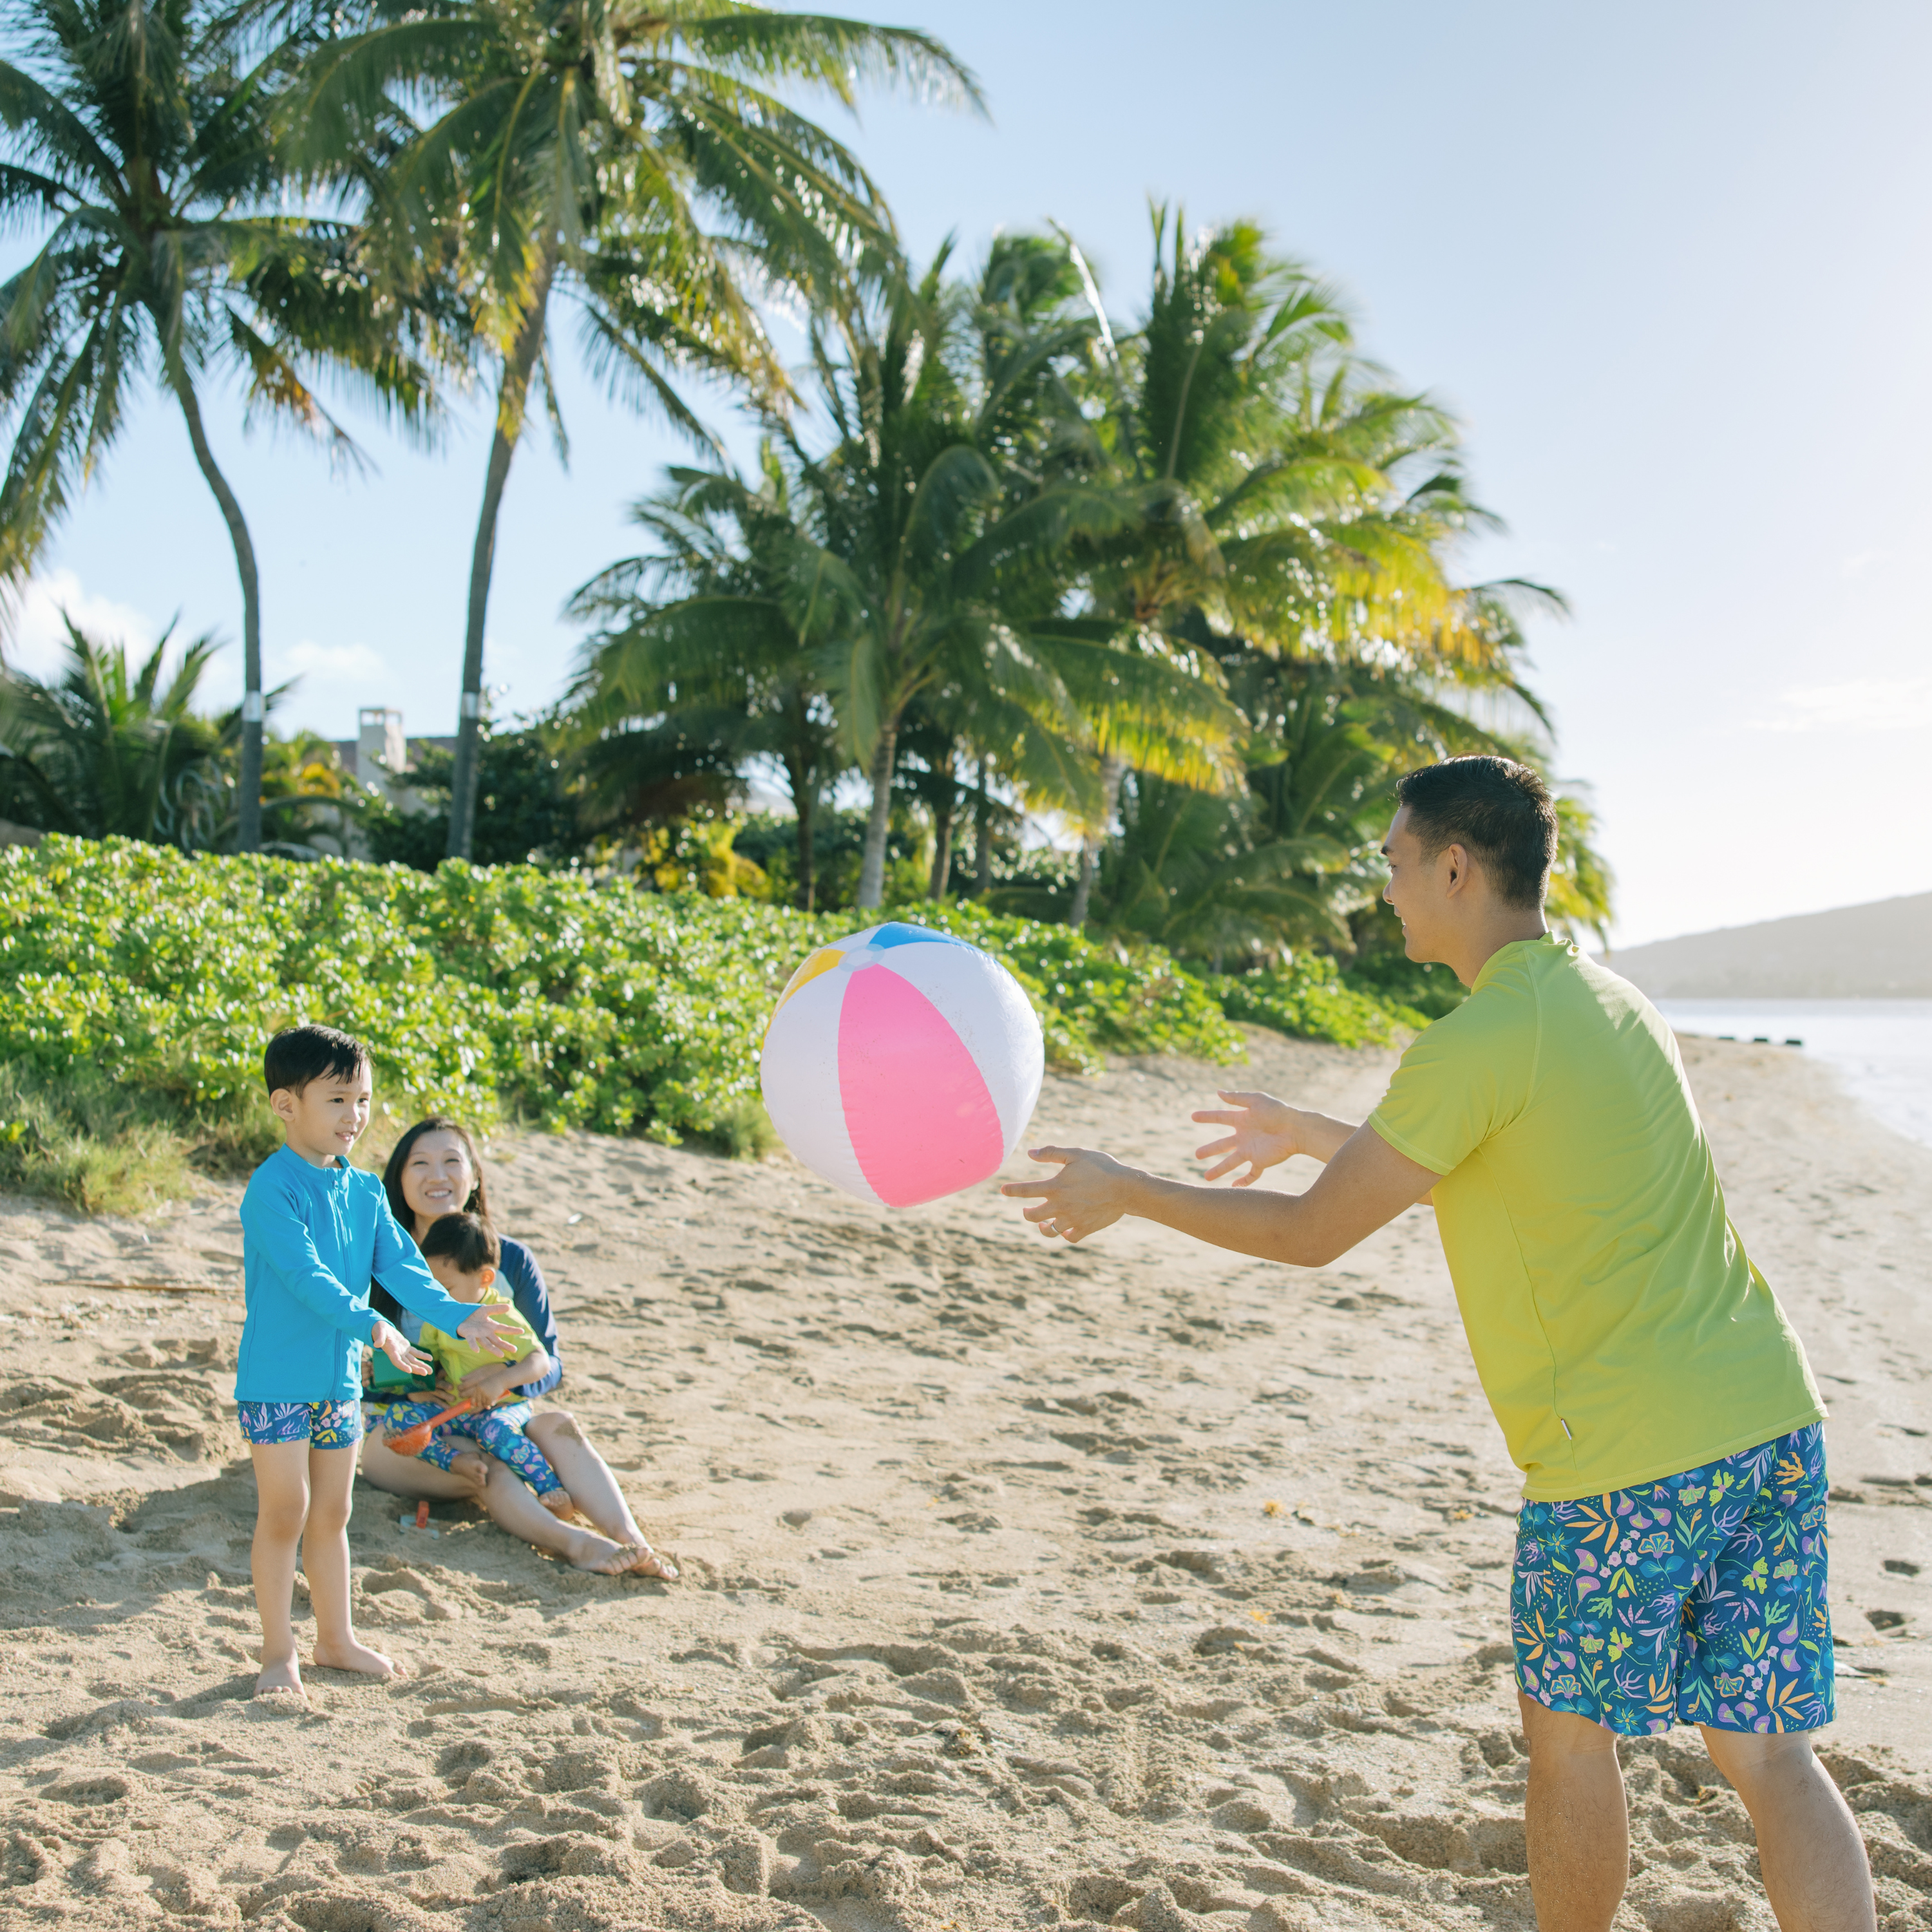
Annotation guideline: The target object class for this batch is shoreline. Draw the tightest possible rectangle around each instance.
[1,1030,1927,1931]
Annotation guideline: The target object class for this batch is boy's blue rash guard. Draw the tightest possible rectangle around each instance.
[236,1146,477,1403]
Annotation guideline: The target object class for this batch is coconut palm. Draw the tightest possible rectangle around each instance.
[0,0,440,851]
[294,0,979,862]
[1056,207,1558,925]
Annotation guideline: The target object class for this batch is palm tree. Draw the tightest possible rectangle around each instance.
[0,616,230,843]
[0,0,440,851]
[296,0,979,863]
[567,454,846,909]
[1056,207,1553,925]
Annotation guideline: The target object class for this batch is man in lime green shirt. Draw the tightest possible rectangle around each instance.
[1006,757,1873,1932]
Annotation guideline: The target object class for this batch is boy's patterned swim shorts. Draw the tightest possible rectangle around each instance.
[236,1399,364,1448]
[1511,1423,1832,1736]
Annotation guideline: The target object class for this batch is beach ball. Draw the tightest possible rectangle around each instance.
[760,922,1045,1208]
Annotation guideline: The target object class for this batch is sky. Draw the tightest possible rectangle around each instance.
[8,0,1932,947]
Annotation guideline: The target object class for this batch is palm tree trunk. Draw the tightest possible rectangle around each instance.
[1067,752,1126,929]
[927,748,956,899]
[448,248,558,862]
[973,755,993,896]
[855,723,898,910]
[173,374,263,853]
[783,744,816,912]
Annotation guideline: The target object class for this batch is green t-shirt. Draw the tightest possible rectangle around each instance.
[1367,933,1822,1501]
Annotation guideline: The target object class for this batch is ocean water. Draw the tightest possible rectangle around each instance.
[1656,998,1932,1151]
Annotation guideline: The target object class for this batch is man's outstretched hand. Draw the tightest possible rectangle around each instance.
[1001,1146,1143,1243]
[1192,1090,1308,1184]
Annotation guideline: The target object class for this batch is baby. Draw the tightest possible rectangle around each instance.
[380,1213,576,1519]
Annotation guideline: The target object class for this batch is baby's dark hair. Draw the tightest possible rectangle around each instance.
[264,1024,369,1096]
[419,1211,500,1276]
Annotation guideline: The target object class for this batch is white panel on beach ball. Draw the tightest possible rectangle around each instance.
[759,922,1045,1208]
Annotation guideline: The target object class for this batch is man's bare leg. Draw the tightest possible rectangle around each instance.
[1520,1693,1628,1932]
[249,1441,313,1700]
[1701,1727,1875,1932]
[305,1443,402,1681]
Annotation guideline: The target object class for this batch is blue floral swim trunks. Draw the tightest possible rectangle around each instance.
[1511,1423,1832,1735]
[237,1399,364,1449]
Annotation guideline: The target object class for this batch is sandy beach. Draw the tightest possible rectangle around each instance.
[2,1030,1929,1932]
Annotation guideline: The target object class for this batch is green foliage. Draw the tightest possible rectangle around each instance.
[357,726,582,870]
[1206,954,1426,1050]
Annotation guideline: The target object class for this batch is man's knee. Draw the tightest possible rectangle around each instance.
[1519,1692,1621,1764]
[1699,1726,1825,1804]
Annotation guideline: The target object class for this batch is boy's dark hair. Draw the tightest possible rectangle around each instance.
[264,1024,370,1097]
[419,1211,500,1276]
[1396,756,1557,910]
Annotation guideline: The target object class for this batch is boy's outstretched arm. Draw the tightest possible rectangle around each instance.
[1001,1122,1439,1267]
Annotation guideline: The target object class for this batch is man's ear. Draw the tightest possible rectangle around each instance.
[1441,841,1472,896]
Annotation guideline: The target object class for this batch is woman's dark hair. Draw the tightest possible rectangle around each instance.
[1395,755,1557,909]
[264,1024,368,1096]
[420,1211,500,1275]
[374,1118,493,1322]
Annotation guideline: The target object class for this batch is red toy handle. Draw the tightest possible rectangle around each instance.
[384,1395,478,1457]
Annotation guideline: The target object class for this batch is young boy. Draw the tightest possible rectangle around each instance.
[238,1025,518,1703]
[379,1212,575,1520]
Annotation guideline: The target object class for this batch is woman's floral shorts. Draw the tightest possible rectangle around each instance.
[1511,1423,1832,1735]
[236,1399,364,1448]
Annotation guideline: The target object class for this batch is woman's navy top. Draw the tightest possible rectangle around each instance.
[370,1235,563,1401]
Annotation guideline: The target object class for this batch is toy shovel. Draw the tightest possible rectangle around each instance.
[384,1395,478,1457]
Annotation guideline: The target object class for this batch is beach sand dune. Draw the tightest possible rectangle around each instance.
[1,1032,1928,1931]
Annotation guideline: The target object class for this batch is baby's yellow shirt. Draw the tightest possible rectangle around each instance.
[421,1283,543,1386]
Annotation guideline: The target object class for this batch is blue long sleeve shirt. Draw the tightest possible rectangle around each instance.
[236,1146,478,1403]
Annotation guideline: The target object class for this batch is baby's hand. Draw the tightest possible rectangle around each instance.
[372,1319,433,1378]
[1191,1090,1305,1186]
[454,1306,522,1359]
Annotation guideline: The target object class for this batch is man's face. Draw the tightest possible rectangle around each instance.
[1380,806,1451,962]
[275,1067,372,1166]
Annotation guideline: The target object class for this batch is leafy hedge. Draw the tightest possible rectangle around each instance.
[0,841,1424,1184]
[1205,954,1428,1050]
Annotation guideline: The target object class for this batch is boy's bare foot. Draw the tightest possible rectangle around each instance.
[311,1637,406,1681]
[541,1488,578,1521]
[254,1656,307,1703]
[450,1451,491,1488]
[620,1540,678,1582]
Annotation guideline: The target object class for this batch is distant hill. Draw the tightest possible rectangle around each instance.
[1609,891,1932,998]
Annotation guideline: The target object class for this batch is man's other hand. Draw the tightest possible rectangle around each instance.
[1001,1146,1142,1243]
[1192,1090,1309,1184]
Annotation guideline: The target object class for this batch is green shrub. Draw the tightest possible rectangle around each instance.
[1205,954,1426,1050]
[0,841,1430,1212]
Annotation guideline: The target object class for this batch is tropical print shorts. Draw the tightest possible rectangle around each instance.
[237,1399,364,1449]
[1511,1422,1832,1736]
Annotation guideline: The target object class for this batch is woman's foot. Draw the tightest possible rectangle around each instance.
[540,1487,578,1521]
[562,1527,639,1575]
[254,1656,307,1703]
[311,1636,406,1681]
[620,1540,678,1581]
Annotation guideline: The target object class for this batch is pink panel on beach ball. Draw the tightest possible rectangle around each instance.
[837,963,1005,1208]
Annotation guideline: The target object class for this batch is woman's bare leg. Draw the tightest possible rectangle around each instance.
[249,1441,313,1700]
[475,1462,638,1573]
[358,1428,484,1502]
[525,1409,676,1578]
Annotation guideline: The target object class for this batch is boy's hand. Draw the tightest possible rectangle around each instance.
[371,1319,433,1378]
[454,1306,522,1360]
[1191,1090,1308,1185]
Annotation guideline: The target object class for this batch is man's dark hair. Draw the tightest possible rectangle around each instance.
[1396,756,1557,909]
[420,1211,500,1276]
[263,1024,370,1097]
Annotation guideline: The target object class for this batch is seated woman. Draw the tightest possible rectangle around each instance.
[359,1116,676,1580]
